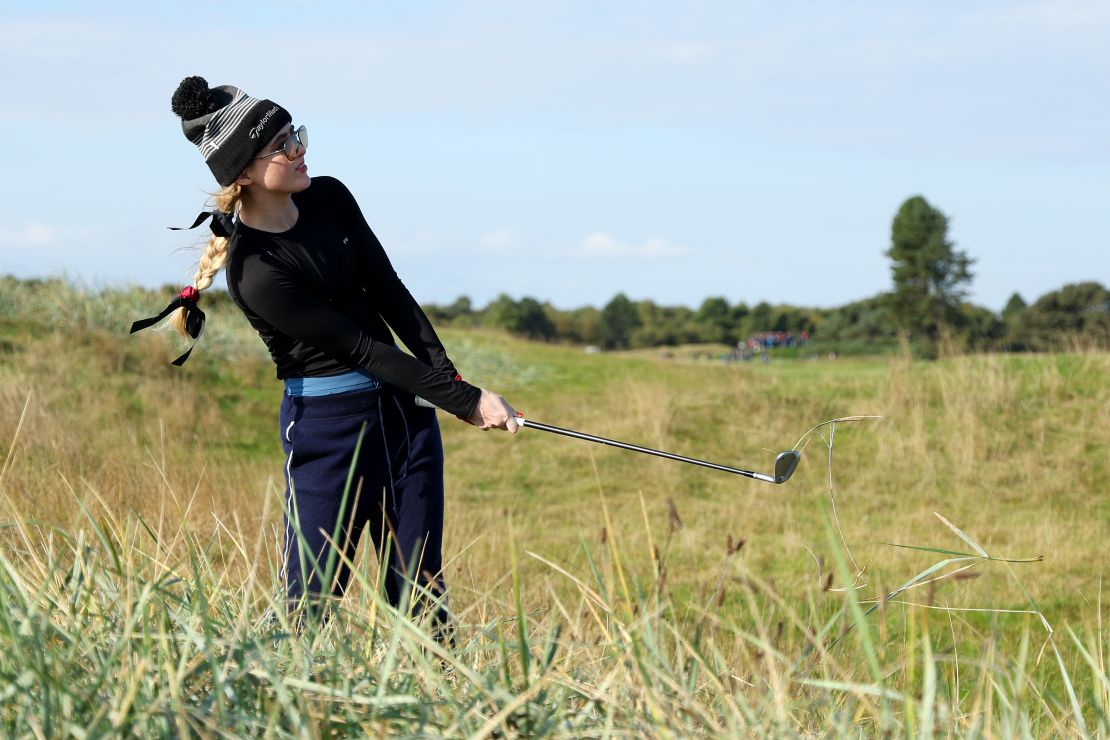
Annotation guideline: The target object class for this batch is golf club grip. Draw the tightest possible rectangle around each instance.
[517,418,763,480]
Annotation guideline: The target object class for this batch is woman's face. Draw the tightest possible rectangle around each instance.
[237,124,311,194]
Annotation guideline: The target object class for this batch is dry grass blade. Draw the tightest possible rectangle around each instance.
[0,390,32,485]
[934,512,990,558]
[792,415,883,452]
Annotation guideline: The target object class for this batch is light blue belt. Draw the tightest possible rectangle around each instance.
[284,369,382,397]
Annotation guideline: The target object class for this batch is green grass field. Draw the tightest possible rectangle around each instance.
[0,280,1107,735]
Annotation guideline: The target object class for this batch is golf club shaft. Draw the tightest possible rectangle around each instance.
[516,417,774,482]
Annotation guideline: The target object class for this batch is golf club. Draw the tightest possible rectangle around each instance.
[514,414,801,485]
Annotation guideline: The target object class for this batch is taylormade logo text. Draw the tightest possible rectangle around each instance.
[249,106,281,139]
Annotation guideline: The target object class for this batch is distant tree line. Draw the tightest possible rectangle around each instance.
[425,195,1109,355]
[425,294,821,349]
[423,282,1108,355]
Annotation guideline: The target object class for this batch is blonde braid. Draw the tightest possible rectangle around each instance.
[171,183,242,339]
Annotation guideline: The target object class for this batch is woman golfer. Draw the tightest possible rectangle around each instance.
[140,76,519,627]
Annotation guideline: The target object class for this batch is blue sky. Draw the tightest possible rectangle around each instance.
[0,1,1107,311]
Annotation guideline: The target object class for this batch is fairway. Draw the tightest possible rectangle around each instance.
[440,330,1109,620]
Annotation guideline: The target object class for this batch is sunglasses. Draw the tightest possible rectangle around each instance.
[255,125,308,161]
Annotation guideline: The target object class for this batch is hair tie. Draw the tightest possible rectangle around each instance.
[129,286,207,366]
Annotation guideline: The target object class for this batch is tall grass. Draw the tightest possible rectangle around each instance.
[0,473,1105,735]
[1,277,1107,734]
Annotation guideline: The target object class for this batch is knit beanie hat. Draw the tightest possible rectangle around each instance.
[170,76,292,186]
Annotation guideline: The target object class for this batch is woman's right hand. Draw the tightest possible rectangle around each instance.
[469,389,520,433]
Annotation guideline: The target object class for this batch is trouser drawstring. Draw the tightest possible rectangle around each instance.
[392,393,413,482]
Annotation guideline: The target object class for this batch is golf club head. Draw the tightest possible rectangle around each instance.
[773,450,801,484]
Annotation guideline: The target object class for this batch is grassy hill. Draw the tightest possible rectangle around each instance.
[0,278,1107,735]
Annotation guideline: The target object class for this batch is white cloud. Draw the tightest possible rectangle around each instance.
[0,222,56,247]
[581,231,688,258]
[479,225,518,253]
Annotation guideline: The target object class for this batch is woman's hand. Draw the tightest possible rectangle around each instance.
[469,389,520,433]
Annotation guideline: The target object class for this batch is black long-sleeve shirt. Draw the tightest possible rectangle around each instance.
[225,175,481,419]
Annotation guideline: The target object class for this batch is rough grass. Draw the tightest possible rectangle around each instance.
[0,278,1107,735]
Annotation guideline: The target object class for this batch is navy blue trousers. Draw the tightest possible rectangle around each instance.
[279,385,448,622]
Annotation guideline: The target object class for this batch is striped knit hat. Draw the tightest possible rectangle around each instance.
[170,76,292,186]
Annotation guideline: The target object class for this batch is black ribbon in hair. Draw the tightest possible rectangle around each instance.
[169,210,236,238]
[129,211,231,366]
[129,287,206,366]
[126,210,232,366]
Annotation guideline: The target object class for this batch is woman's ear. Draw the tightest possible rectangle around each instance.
[235,170,252,187]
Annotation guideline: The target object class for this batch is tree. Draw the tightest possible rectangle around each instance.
[958,303,1005,347]
[999,292,1029,349]
[885,195,974,340]
[597,293,641,349]
[484,294,555,340]
[731,302,750,334]
[424,295,475,325]
[1001,292,1027,323]
[551,306,601,345]
[694,296,733,344]
[514,297,556,340]
[814,293,900,353]
[1019,282,1110,349]
[747,302,774,334]
[482,293,517,330]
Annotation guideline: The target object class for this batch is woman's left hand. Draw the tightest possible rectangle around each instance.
[468,389,520,433]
